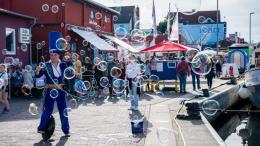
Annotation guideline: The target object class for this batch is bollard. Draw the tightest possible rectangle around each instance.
[175,80,179,92]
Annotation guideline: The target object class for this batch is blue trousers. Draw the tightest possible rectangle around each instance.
[191,73,201,89]
[178,74,187,92]
[38,89,70,134]
[128,80,138,109]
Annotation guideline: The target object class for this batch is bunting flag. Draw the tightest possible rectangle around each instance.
[152,0,157,38]
[169,12,179,42]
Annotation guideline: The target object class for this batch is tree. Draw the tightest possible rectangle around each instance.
[157,20,167,34]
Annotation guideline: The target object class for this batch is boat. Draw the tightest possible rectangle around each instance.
[245,48,260,108]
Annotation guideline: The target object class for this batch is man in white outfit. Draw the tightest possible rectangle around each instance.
[126,55,141,111]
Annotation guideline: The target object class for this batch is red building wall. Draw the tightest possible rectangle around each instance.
[0,13,33,66]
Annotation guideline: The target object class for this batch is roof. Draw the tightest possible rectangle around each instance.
[171,10,221,25]
[110,6,136,23]
[86,0,120,15]
[0,8,35,20]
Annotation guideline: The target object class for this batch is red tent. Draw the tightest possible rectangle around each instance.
[139,42,189,53]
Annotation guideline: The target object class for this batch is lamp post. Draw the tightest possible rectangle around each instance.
[216,0,219,55]
[249,12,255,46]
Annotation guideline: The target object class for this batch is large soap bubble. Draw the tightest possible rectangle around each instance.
[100,77,109,87]
[191,53,212,76]
[74,80,88,95]
[175,0,202,15]
[113,79,126,94]
[110,67,122,78]
[50,89,59,99]
[97,61,108,71]
[149,75,160,85]
[28,103,39,116]
[202,100,220,116]
[68,98,78,109]
[64,67,76,80]
[55,38,68,51]
[133,76,146,87]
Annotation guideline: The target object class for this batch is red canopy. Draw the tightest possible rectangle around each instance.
[139,42,189,53]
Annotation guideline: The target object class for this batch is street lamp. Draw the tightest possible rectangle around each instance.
[249,12,255,46]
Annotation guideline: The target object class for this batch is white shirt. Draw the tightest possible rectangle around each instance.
[0,72,8,85]
[50,60,61,78]
[126,62,141,79]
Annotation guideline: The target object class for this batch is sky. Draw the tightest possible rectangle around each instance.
[93,0,260,43]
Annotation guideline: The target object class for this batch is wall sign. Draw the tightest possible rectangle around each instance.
[18,28,30,44]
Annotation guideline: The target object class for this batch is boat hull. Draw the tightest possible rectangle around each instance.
[245,68,260,109]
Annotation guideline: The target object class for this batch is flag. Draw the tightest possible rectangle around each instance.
[152,0,157,37]
[169,12,179,42]
[167,12,171,40]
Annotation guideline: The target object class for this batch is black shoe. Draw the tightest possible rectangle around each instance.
[64,133,71,137]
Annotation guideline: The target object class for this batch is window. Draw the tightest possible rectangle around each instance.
[5,28,16,55]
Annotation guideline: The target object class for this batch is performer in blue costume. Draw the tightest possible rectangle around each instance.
[36,49,70,137]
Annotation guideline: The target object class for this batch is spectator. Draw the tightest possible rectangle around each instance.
[11,67,23,96]
[189,58,201,91]
[0,64,10,113]
[23,65,34,89]
[72,53,82,79]
[206,59,215,89]
[126,54,141,111]
[107,56,117,98]
[82,57,93,82]
[144,60,151,91]
[177,56,190,93]
[215,60,222,78]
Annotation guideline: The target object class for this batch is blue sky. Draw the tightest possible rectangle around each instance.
[94,0,260,43]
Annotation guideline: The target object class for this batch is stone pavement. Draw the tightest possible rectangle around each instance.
[0,77,230,146]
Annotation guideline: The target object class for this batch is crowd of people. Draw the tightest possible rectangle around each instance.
[0,52,224,114]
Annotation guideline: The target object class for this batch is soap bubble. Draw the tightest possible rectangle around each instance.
[36,42,43,50]
[115,27,128,39]
[74,80,88,95]
[50,89,59,99]
[131,29,146,42]
[95,12,102,20]
[4,57,14,65]
[21,84,32,96]
[139,64,146,74]
[110,67,122,78]
[63,108,72,118]
[175,0,201,15]
[2,49,7,55]
[191,53,212,76]
[28,103,39,116]
[105,138,119,146]
[56,38,68,51]
[65,35,71,42]
[157,127,179,146]
[113,79,126,94]
[51,5,59,14]
[80,50,86,56]
[84,81,91,91]
[149,75,160,85]
[82,40,88,46]
[68,98,78,109]
[39,62,46,69]
[64,67,76,80]
[113,15,118,22]
[202,100,220,116]
[102,87,110,95]
[107,54,114,62]
[97,61,108,71]
[35,78,45,89]
[21,44,28,52]
[42,4,49,12]
[94,57,102,65]
[100,77,109,87]
[133,76,146,87]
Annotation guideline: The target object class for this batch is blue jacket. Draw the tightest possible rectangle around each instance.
[36,62,67,84]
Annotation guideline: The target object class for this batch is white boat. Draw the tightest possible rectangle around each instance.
[245,48,260,108]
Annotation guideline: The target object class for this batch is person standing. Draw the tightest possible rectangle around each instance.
[206,59,215,89]
[23,65,34,90]
[215,60,222,78]
[177,56,190,93]
[36,49,70,137]
[126,55,141,110]
[0,64,10,113]
[189,59,201,91]
[144,60,151,91]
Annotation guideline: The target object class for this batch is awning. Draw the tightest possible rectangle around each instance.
[72,28,117,52]
[102,34,139,53]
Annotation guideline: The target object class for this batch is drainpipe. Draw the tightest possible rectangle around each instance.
[29,18,36,65]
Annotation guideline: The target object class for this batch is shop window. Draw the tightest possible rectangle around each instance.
[5,28,16,55]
